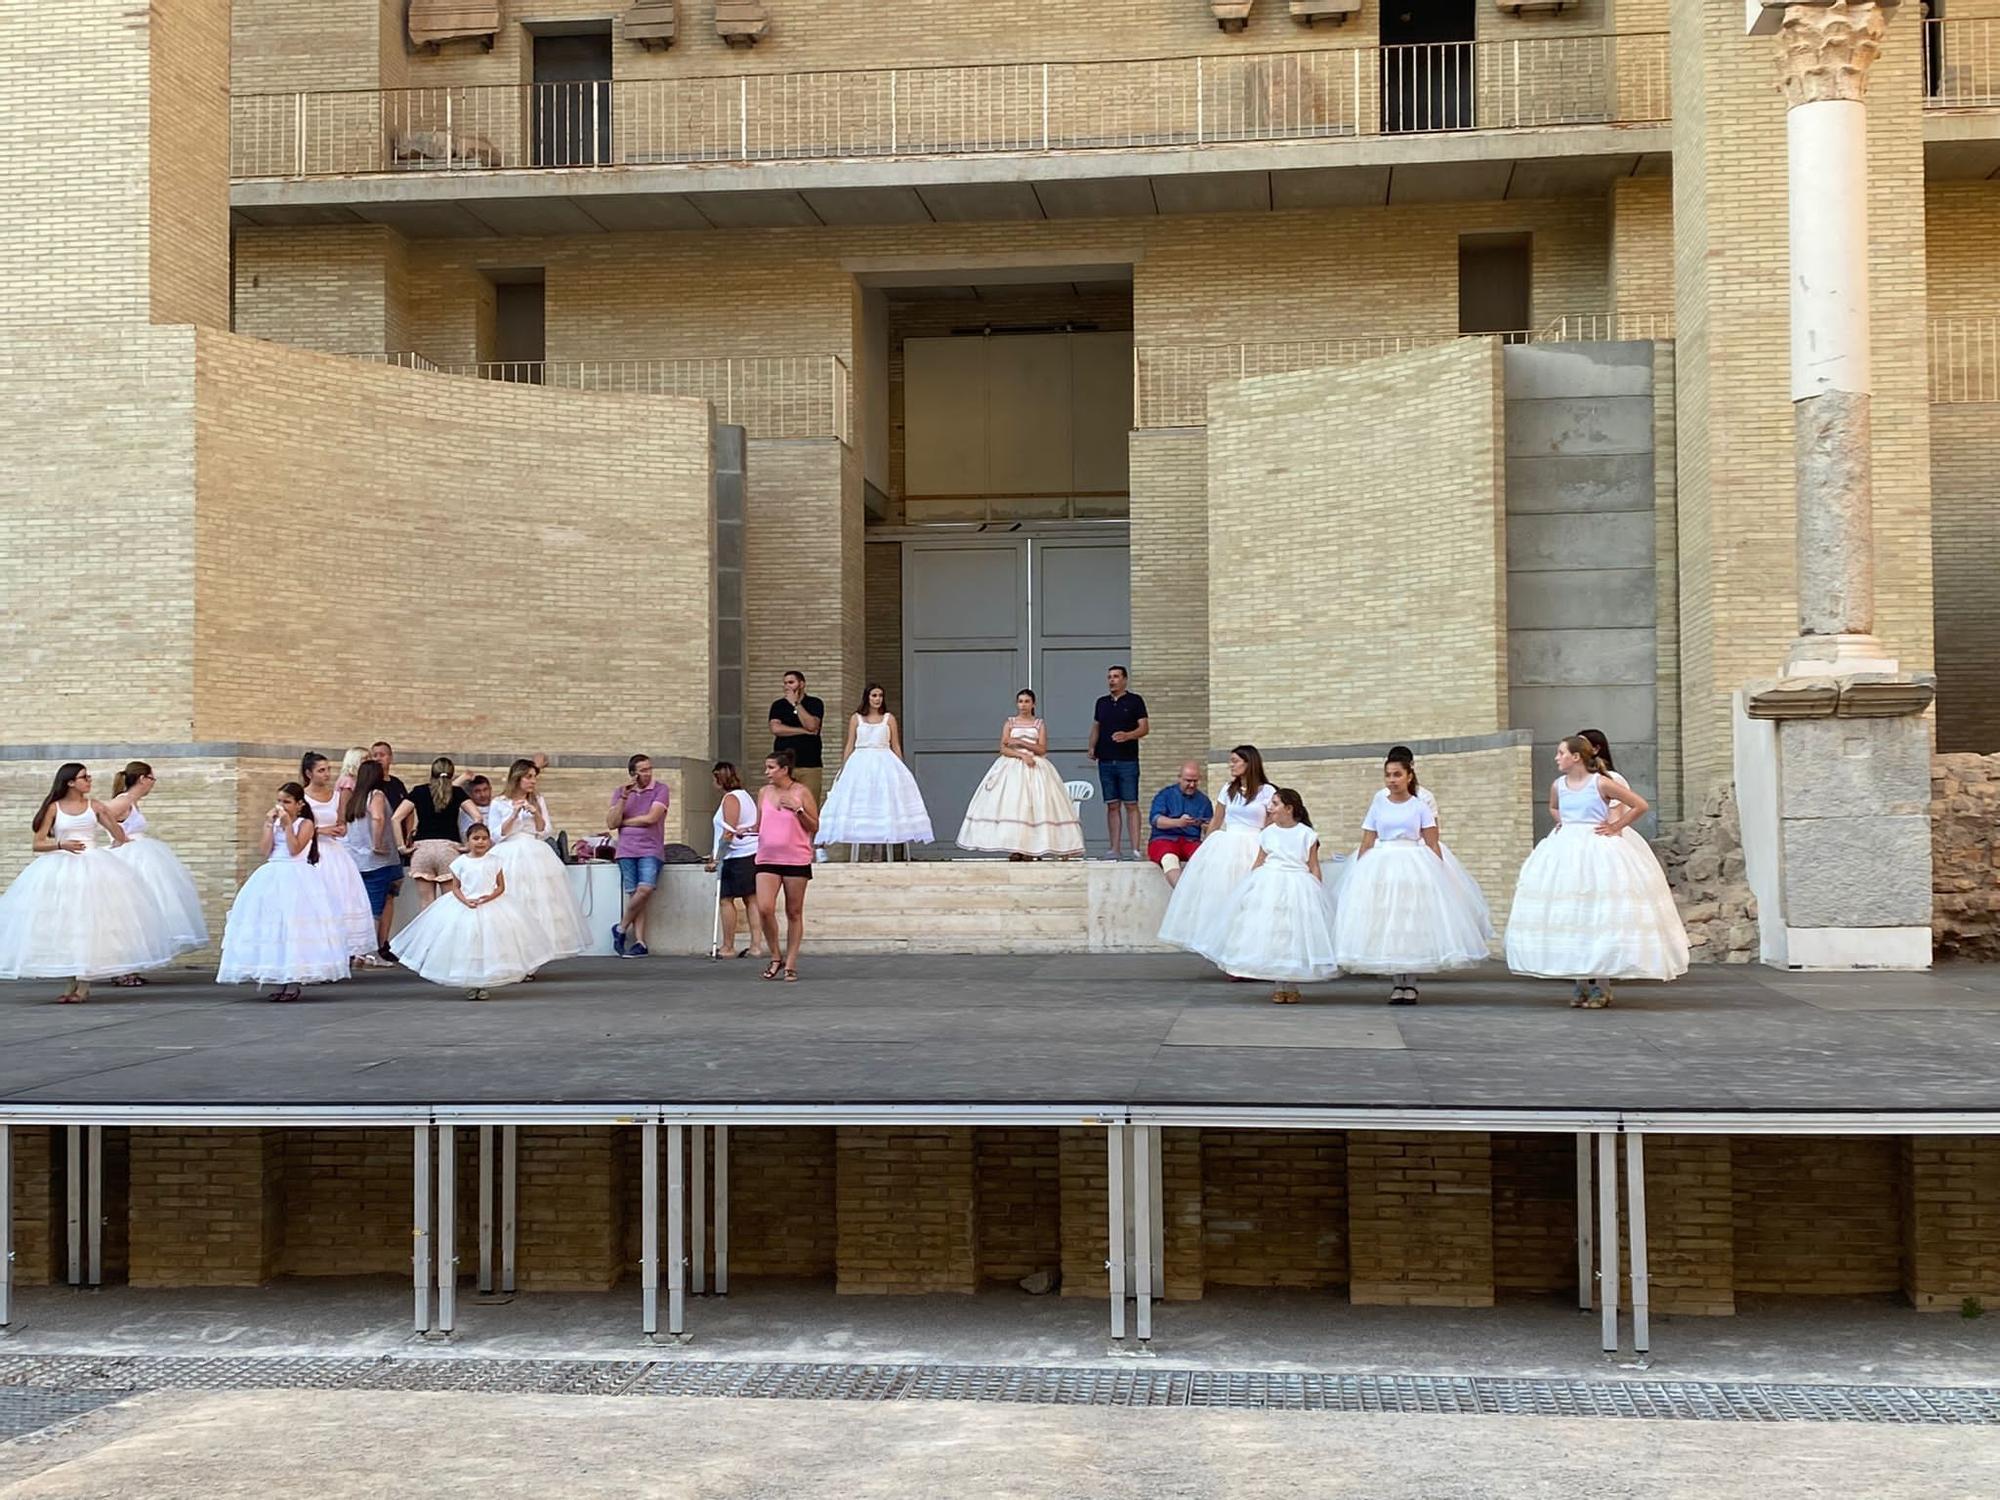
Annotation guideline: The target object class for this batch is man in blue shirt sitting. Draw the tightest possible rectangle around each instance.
[1146,761,1213,887]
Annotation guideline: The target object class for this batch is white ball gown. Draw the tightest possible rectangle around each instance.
[392,851,539,989]
[1210,821,1341,983]
[816,716,934,846]
[0,804,180,981]
[1157,782,1277,962]
[1324,786,1493,942]
[305,789,380,957]
[1333,791,1490,975]
[488,795,588,969]
[217,816,355,986]
[1506,774,1690,981]
[956,719,1085,858]
[112,805,209,956]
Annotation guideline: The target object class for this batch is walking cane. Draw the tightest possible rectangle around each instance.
[708,829,725,960]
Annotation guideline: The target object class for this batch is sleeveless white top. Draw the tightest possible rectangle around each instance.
[1555,774,1611,826]
[51,804,104,851]
[1258,820,1318,871]
[1364,789,1436,843]
[854,717,892,751]
[712,787,759,861]
[1005,719,1042,747]
[304,789,342,840]
[268,816,314,865]
[120,805,149,839]
[1220,783,1277,833]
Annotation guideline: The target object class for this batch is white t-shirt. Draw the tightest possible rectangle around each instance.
[1363,790,1436,844]
[1220,782,1278,833]
[1258,820,1318,870]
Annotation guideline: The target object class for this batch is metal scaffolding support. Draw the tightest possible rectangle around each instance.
[1626,1131,1651,1357]
[1106,1124,1163,1345]
[1597,1130,1618,1353]
[0,1125,11,1327]
[436,1124,457,1335]
[1575,1131,1594,1312]
[412,1125,431,1335]
[475,1125,517,1295]
[641,1124,660,1336]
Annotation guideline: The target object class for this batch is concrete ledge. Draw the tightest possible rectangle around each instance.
[1781,926,1933,972]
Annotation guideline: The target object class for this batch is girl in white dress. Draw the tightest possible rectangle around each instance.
[1210,789,1340,1004]
[104,760,209,981]
[816,684,934,853]
[300,751,378,962]
[217,782,352,1001]
[1333,752,1490,1004]
[391,822,538,1000]
[1157,745,1277,966]
[956,690,1085,860]
[489,758,588,974]
[1507,735,1689,1008]
[0,763,176,1003]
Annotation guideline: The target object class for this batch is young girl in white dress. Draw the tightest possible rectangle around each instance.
[0,763,176,1003]
[956,689,1085,860]
[217,782,353,1002]
[1210,788,1340,1004]
[1507,735,1689,1008]
[300,751,378,962]
[1157,745,1278,966]
[816,683,934,853]
[391,822,538,1000]
[105,760,209,980]
[1333,750,1491,1004]
[489,758,588,974]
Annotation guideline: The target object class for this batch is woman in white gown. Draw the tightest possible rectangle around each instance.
[956,689,1085,860]
[1210,789,1340,1004]
[104,760,209,979]
[392,822,539,1000]
[300,751,377,962]
[216,782,352,1001]
[1157,745,1277,966]
[488,758,588,973]
[0,763,177,1003]
[816,684,934,852]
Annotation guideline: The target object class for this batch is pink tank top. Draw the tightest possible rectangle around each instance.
[757,786,813,864]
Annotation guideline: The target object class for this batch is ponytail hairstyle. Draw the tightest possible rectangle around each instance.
[503,757,538,798]
[427,757,456,813]
[1273,786,1312,829]
[1225,745,1268,805]
[1385,744,1420,796]
[32,763,87,834]
[1577,729,1616,774]
[112,761,153,797]
[343,758,385,823]
[1560,733,1604,775]
[277,781,319,865]
[300,750,328,782]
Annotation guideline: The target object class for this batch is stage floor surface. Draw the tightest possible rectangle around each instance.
[2,956,1999,1116]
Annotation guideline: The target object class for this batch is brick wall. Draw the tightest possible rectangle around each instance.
[1929,406,2000,754]
[513,1128,627,1292]
[1491,1133,1575,1296]
[280,1129,413,1277]
[128,1128,283,1287]
[1732,1136,1904,1296]
[1639,1133,1735,1315]
[1202,1130,1347,1290]
[1903,1136,2000,1311]
[9,1129,60,1287]
[1129,430,1209,789]
[1347,1131,1495,1308]
[725,1127,837,1278]
[835,1127,977,1294]
[973,1128,1062,1285]
[1609,176,1674,320]
[234,227,410,355]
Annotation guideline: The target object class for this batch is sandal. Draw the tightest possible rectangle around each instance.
[783,967,798,983]
[1578,982,1611,1010]
[761,960,784,981]
[57,987,83,1005]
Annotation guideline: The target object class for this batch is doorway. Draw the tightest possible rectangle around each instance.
[1380,0,1477,133]
[531,29,613,167]
[1459,233,1532,338]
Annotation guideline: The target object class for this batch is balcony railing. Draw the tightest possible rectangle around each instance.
[1930,318,2000,404]
[1924,18,2000,110]
[1134,313,1674,427]
[230,33,1670,180]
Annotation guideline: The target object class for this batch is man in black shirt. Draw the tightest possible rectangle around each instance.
[1088,665,1149,860]
[768,670,826,800]
[368,740,412,958]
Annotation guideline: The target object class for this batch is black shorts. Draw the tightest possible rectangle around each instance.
[718,855,757,899]
[755,862,814,882]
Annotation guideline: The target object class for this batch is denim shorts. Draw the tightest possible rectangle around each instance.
[619,855,664,894]
[1098,759,1140,804]
[359,863,401,917]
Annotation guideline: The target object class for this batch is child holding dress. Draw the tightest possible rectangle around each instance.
[216,782,352,1002]
[1210,788,1340,1004]
[391,822,537,1000]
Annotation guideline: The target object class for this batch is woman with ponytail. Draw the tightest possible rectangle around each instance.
[104,761,209,981]
[300,751,379,961]
[217,782,351,1002]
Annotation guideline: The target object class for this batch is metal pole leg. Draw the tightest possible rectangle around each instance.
[1132,1126,1154,1344]
[1147,1126,1164,1301]
[1,1125,12,1328]
[641,1125,659,1337]
[437,1125,456,1335]
[413,1126,432,1335]
[692,1125,707,1296]
[1597,1131,1619,1354]
[1625,1132,1651,1357]
[1575,1132,1594,1312]
[478,1125,494,1294]
[501,1126,517,1294]
[85,1126,102,1288]
[667,1124,686,1338]
[1106,1126,1127,1343]
[714,1125,729,1297]
[64,1128,80,1288]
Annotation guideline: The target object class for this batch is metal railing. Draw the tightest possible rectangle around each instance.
[230,33,1670,180]
[1923,18,2000,109]
[1930,318,2000,404]
[426,356,854,441]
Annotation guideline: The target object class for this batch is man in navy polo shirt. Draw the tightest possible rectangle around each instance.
[1088,664,1149,860]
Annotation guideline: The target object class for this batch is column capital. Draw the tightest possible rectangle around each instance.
[1766,1,1893,107]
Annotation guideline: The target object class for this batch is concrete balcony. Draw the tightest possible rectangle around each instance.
[229,34,1672,235]
[1925,18,2000,181]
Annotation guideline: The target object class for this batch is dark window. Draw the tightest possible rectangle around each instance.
[532,31,613,167]
[1380,1,1476,134]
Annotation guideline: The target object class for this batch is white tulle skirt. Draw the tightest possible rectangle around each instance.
[1506,824,1691,982]
[392,894,539,989]
[217,860,354,986]
[1210,863,1341,982]
[1326,841,1492,941]
[112,836,209,955]
[313,836,379,956]
[816,747,934,846]
[490,835,588,970]
[957,756,1085,858]
[1333,841,1491,975]
[0,849,181,980]
[1156,824,1262,961]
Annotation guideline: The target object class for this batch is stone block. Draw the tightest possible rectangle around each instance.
[1503,396,1654,459]
[1501,341,1655,400]
[1508,628,1656,688]
[1505,567,1657,631]
[1777,715,1935,820]
[1510,686,1656,747]
[1504,452,1655,515]
[1781,815,1934,928]
[1506,511,1655,573]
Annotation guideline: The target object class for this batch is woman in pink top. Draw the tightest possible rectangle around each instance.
[754,751,820,983]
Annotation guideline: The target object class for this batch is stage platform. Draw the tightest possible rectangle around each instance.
[2,955,1999,1123]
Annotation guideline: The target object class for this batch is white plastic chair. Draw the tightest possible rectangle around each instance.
[1065,780,1096,806]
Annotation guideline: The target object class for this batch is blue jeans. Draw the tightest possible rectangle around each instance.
[618,855,664,894]
[359,863,400,918]
[1098,759,1139,805]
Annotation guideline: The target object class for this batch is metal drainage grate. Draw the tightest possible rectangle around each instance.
[0,1356,1995,1425]
[0,1389,125,1444]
